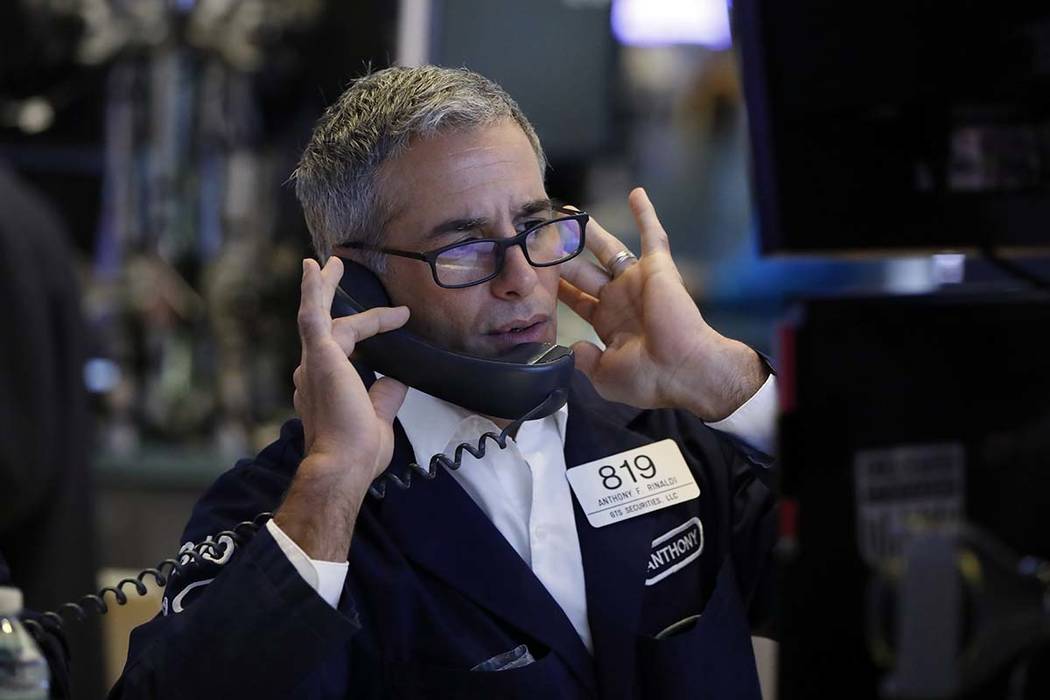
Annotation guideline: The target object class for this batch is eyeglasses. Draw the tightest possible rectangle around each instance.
[341,209,588,289]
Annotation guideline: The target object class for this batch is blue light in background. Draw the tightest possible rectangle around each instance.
[611,0,733,49]
[84,358,121,393]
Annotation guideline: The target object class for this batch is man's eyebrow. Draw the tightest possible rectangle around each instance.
[426,215,490,240]
[515,198,555,218]
[425,199,554,240]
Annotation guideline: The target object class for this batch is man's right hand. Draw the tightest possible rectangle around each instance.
[274,256,410,561]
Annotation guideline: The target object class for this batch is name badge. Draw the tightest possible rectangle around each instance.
[566,439,700,528]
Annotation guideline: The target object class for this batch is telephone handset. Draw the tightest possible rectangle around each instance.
[332,257,573,421]
[22,259,576,639]
[332,257,575,498]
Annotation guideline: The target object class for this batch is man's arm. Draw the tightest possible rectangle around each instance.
[110,424,361,699]
[113,258,413,697]
[273,257,411,560]
[114,528,360,699]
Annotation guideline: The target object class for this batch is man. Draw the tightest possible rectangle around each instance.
[112,66,778,699]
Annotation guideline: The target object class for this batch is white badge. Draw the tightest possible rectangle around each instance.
[566,439,700,528]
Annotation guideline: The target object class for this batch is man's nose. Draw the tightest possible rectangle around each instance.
[489,243,538,299]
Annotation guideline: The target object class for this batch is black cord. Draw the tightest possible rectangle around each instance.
[21,512,273,637]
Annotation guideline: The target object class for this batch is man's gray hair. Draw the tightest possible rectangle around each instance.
[292,65,547,267]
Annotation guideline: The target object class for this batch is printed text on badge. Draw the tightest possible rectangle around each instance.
[566,439,700,528]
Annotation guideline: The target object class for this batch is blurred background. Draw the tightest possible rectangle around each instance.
[2,0,1038,697]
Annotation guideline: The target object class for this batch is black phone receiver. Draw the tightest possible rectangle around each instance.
[331,257,573,420]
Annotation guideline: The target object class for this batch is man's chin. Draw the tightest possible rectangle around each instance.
[458,341,521,361]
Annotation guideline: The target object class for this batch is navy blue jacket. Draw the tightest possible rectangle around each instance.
[111,372,775,699]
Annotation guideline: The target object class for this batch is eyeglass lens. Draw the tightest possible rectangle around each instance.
[433,218,583,286]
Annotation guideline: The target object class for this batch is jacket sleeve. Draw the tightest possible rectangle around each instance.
[720,430,777,638]
[109,420,362,699]
[670,409,778,638]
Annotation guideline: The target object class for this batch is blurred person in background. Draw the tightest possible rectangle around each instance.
[0,163,103,698]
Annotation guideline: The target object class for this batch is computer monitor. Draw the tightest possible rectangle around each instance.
[734,0,1050,253]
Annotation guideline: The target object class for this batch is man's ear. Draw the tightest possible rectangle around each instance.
[331,246,381,276]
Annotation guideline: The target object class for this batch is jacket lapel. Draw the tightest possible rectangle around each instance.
[373,414,597,696]
[565,375,663,699]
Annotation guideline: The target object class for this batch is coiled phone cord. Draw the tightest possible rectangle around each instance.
[20,512,273,639]
[367,394,555,498]
[20,392,562,635]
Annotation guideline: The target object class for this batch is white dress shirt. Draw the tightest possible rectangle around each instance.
[269,374,778,649]
[706,373,777,456]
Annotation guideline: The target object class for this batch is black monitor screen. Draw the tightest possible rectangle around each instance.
[736,0,1050,253]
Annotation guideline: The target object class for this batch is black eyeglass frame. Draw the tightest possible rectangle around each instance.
[339,209,589,289]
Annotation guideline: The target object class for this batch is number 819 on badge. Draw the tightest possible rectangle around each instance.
[598,455,657,489]
[566,439,700,528]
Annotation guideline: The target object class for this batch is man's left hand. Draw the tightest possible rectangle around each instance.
[558,187,768,422]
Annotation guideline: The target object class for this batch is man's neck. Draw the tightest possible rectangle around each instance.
[487,414,518,437]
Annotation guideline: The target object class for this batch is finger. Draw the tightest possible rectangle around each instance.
[559,256,610,298]
[558,279,598,324]
[318,256,344,312]
[330,306,410,355]
[293,365,303,389]
[298,259,329,348]
[583,215,632,269]
[369,376,409,424]
[628,187,671,257]
[570,340,603,379]
[293,388,304,427]
[293,388,313,451]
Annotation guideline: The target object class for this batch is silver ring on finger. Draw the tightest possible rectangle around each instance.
[606,249,638,278]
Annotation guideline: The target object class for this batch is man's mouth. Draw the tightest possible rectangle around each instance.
[485,315,550,348]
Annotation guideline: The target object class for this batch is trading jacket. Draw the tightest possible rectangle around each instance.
[111,370,775,699]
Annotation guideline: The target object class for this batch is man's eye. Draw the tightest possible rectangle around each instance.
[517,219,546,232]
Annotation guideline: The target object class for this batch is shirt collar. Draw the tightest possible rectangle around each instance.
[392,379,569,464]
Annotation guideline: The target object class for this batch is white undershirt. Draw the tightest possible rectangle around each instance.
[268,375,778,648]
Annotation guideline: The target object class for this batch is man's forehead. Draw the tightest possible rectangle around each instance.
[377,122,546,236]
[429,196,552,221]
